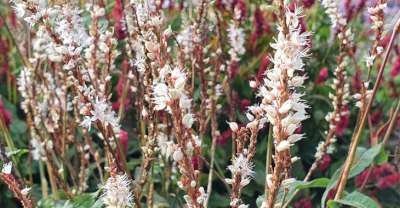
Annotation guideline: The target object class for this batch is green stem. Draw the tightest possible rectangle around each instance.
[264,125,273,196]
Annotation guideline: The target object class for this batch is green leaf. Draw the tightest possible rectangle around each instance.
[9,119,27,134]
[321,144,383,208]
[71,193,98,208]
[327,191,379,208]
[256,178,329,207]
[7,149,29,162]
[374,147,388,164]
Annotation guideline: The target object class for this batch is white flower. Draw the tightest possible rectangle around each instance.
[227,154,254,188]
[30,137,45,161]
[173,149,183,162]
[291,156,300,163]
[276,140,292,152]
[11,3,26,18]
[81,97,120,131]
[196,186,207,204]
[102,174,133,208]
[227,121,239,132]
[177,25,195,57]
[321,0,346,28]
[227,22,245,60]
[257,8,310,150]
[314,141,326,160]
[365,55,375,68]
[21,187,31,196]
[182,113,195,128]
[157,133,174,158]
[152,82,170,111]
[279,100,293,114]
[1,162,12,174]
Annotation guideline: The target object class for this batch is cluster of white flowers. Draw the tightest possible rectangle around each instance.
[225,154,254,207]
[101,174,134,208]
[227,22,246,61]
[368,2,387,30]
[365,1,387,68]
[1,162,12,174]
[127,0,163,74]
[320,61,350,158]
[81,97,120,131]
[177,25,197,58]
[258,7,310,152]
[156,132,175,159]
[321,0,346,28]
[314,141,335,160]
[152,66,193,119]
[226,154,254,188]
[353,82,373,109]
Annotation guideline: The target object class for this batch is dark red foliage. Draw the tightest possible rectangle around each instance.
[116,130,129,164]
[112,0,127,40]
[295,125,302,134]
[249,8,270,49]
[352,69,363,92]
[335,106,349,137]
[326,187,337,201]
[191,156,203,170]
[256,55,270,82]
[228,60,240,79]
[239,99,251,112]
[0,99,12,128]
[318,154,332,172]
[355,163,399,189]
[302,0,315,8]
[0,38,10,75]
[294,197,313,208]
[217,130,232,146]
[370,110,383,125]
[234,0,247,22]
[390,56,400,77]
[315,67,329,85]
[377,173,400,189]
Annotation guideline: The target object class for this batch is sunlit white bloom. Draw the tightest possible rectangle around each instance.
[177,25,195,57]
[11,2,26,18]
[196,187,207,204]
[227,22,246,60]
[153,82,170,111]
[257,8,310,149]
[368,2,387,30]
[227,121,239,132]
[21,187,31,196]
[276,140,292,152]
[227,154,254,188]
[365,55,375,68]
[81,97,120,131]
[321,0,346,28]
[314,141,334,160]
[173,149,184,162]
[157,133,175,158]
[102,174,133,208]
[1,162,12,174]
[182,113,195,128]
[30,137,45,161]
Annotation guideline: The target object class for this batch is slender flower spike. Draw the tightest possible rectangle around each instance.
[227,154,255,186]
[101,174,134,208]
[259,6,311,207]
